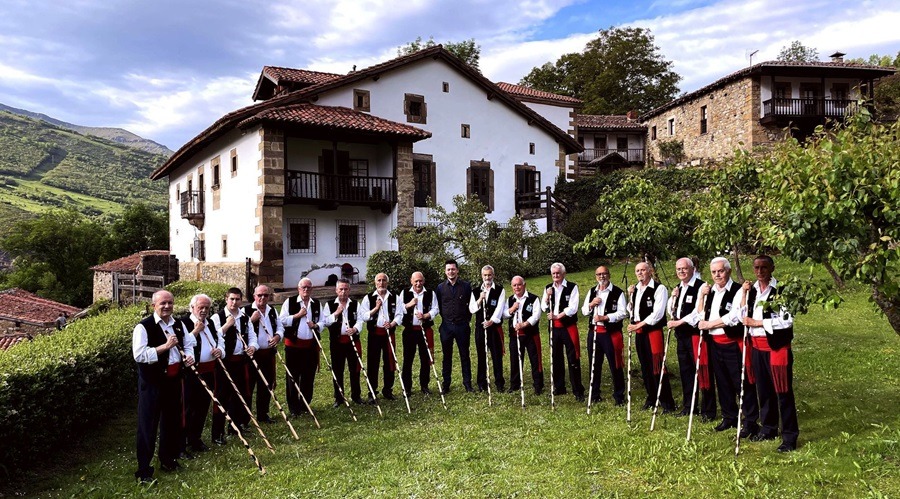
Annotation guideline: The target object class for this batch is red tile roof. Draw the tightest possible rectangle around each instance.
[238,104,433,140]
[0,288,81,327]
[0,334,29,351]
[90,250,171,273]
[496,82,582,106]
[577,114,646,131]
[263,66,342,86]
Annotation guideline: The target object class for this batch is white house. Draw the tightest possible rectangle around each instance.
[151,46,582,291]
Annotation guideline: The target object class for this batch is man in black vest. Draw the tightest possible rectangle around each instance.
[278,278,323,415]
[541,262,585,401]
[503,276,544,394]
[211,287,257,444]
[323,278,365,406]
[627,261,676,412]
[245,285,283,423]
[743,255,798,452]
[667,258,716,420]
[698,257,759,437]
[182,294,224,454]
[400,271,440,395]
[360,273,400,401]
[436,259,473,393]
[581,265,628,405]
[469,265,506,392]
[133,290,196,484]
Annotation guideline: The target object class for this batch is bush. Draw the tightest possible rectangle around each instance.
[166,280,233,312]
[366,251,443,294]
[525,232,586,277]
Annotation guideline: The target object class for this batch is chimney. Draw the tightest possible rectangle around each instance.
[829,51,846,63]
[626,110,638,121]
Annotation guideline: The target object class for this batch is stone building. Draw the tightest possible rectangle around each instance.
[641,55,895,165]
[90,250,179,303]
[574,112,646,177]
[0,288,81,337]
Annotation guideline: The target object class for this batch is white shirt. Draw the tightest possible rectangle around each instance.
[503,293,540,327]
[667,277,701,326]
[212,307,259,355]
[581,284,628,324]
[468,282,506,325]
[188,313,225,363]
[629,280,668,326]
[706,279,744,336]
[278,297,322,340]
[251,303,284,349]
[323,298,364,335]
[748,278,793,337]
[540,280,580,317]
[405,287,439,326]
[132,312,196,365]
[360,290,395,328]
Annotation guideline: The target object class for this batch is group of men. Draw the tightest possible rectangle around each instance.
[133,256,799,483]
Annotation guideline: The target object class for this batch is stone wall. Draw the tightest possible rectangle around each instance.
[256,127,285,289]
[178,261,248,296]
[396,142,414,228]
[93,271,114,303]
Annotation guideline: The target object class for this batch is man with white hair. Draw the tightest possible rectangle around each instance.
[698,257,759,438]
[400,271,440,395]
[581,265,628,405]
[279,278,323,415]
[541,262,584,401]
[503,276,544,394]
[469,265,506,392]
[182,294,224,454]
[245,285,283,423]
[360,273,400,401]
[627,261,676,412]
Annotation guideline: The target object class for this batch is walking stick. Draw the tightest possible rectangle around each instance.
[311,332,358,421]
[274,350,321,428]
[735,286,750,457]
[419,327,447,409]
[548,313,555,411]
[587,283,602,415]
[516,330,526,409]
[176,344,265,474]
[199,328,279,450]
[650,327,673,431]
[626,329,632,422]
[385,330,412,413]
[477,285,493,406]
[687,287,709,442]
[350,337,384,417]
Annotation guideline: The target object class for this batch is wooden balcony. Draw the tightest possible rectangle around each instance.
[286,171,396,212]
[180,190,204,230]
[515,187,570,231]
[578,148,645,164]
[761,98,858,124]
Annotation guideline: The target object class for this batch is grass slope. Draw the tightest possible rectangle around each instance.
[5,264,899,498]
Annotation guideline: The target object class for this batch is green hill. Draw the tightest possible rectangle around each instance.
[0,110,168,234]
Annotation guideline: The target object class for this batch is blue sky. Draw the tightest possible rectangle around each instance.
[1,0,898,150]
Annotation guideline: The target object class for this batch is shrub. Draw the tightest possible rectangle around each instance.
[366,251,443,294]
[526,232,586,277]
[166,280,233,312]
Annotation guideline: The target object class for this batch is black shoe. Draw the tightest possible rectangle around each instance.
[421,387,432,395]
[575,394,586,403]
[750,432,777,442]
[160,460,181,472]
[662,406,677,415]
[464,384,475,393]
[135,466,155,483]
[178,451,194,461]
[404,391,413,397]
[739,425,760,439]
[589,395,602,403]
[383,392,396,400]
[641,401,653,411]
[496,386,506,393]
[777,442,796,452]
[701,414,715,423]
[442,384,451,394]
[213,436,227,446]
[258,415,276,424]
[507,386,520,393]
[332,401,343,408]
[352,396,364,405]
[614,399,625,407]
[366,395,377,405]
[714,420,737,432]
[535,388,544,396]
[478,385,487,393]
[676,408,690,417]
[190,441,210,453]
[138,475,155,485]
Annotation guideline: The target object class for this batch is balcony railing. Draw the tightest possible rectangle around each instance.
[515,187,570,231]
[180,190,204,229]
[286,171,396,209]
[762,98,858,120]
[578,148,645,164]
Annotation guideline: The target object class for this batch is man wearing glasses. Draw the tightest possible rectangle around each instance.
[581,266,628,405]
[245,285,283,423]
[279,278,323,415]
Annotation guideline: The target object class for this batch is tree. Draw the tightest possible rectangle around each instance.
[847,51,900,67]
[398,36,481,72]
[103,203,168,261]
[519,27,681,115]
[760,109,900,336]
[777,41,819,62]
[0,210,107,307]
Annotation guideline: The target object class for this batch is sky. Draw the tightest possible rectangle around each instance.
[1,0,898,151]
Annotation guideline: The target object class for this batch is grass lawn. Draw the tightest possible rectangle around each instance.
[5,263,899,498]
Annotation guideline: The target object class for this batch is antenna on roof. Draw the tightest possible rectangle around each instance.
[748,49,759,67]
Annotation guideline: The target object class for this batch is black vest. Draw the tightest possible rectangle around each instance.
[587,284,624,333]
[216,309,250,355]
[545,281,578,327]
[473,283,504,325]
[282,296,321,340]
[747,285,794,350]
[703,281,743,339]
[400,289,434,329]
[136,315,185,383]
[506,292,540,336]
[243,304,280,339]
[365,291,397,333]
[673,279,704,337]
[181,317,219,360]
[630,280,664,329]
[326,299,360,342]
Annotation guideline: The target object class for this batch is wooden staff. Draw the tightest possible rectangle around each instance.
[735,282,750,457]
[513,303,526,409]
[198,328,278,451]
[687,286,708,442]
[478,283,493,406]
[544,287,556,411]
[649,327,673,431]
[626,329,633,423]
[418,326,447,409]
[312,331,358,421]
[175,343,265,474]
[587,283,601,415]
[349,336,384,417]
[274,350,321,428]
[384,329,412,413]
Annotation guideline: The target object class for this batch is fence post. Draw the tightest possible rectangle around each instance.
[546,186,553,232]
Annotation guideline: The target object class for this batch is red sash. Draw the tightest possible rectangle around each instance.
[196,361,216,374]
[646,328,665,375]
[752,336,790,393]
[692,335,711,390]
[374,327,389,336]
[166,363,181,377]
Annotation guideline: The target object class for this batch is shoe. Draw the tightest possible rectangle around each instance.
[676,408,690,417]
[701,414,715,423]
[366,395,377,405]
[383,392,396,400]
[614,400,625,407]
[442,384,451,394]
[662,406,677,415]
[478,385,487,393]
[421,387,432,395]
[404,391,413,397]
[178,451,194,461]
[535,388,544,396]
[213,436,227,446]
[750,432,777,442]
[138,475,155,485]
[496,386,506,393]
[589,395,602,403]
[777,442,796,452]
[714,420,737,432]
[258,415,276,424]
[507,386,519,394]
[464,384,475,393]
[739,425,760,439]
[352,396,364,405]
[575,394,586,403]
[332,401,343,408]
[190,441,210,452]
[160,460,181,472]
[641,401,653,411]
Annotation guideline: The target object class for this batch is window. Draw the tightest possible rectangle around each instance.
[774,82,792,104]
[467,161,493,212]
[700,106,708,135]
[349,159,368,177]
[353,89,370,112]
[230,149,238,177]
[461,124,470,138]
[529,143,535,155]
[222,235,228,258]
[211,156,221,188]
[616,137,628,152]
[413,155,436,208]
[667,118,675,136]
[442,82,450,93]
[651,126,657,140]
[175,183,180,201]
[289,218,316,253]
[404,93,427,124]
[515,165,541,195]
[595,136,607,150]
[192,239,206,262]
[336,220,366,257]
[831,83,849,101]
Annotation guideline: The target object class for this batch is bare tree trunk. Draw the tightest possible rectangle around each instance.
[822,260,845,289]
[872,286,900,338]
[732,244,745,283]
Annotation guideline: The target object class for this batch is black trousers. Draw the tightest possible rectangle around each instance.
[402,327,433,392]
[330,337,362,401]
[509,332,543,392]
[550,326,584,396]
[367,331,396,397]
[284,345,317,414]
[135,369,183,478]
[249,348,276,418]
[634,330,676,410]
[675,333,717,418]
[475,324,505,390]
[753,346,799,445]
[184,366,216,446]
[586,330,625,403]
[213,356,251,438]
[710,339,759,426]
[439,321,472,389]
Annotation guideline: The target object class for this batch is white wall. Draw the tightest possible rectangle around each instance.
[759,77,863,103]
